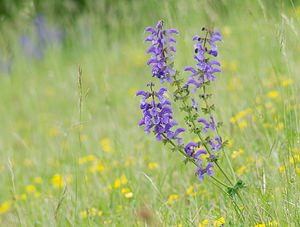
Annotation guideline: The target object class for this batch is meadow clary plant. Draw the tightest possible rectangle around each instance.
[137,20,246,221]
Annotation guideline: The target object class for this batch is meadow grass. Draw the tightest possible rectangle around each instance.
[0,0,300,226]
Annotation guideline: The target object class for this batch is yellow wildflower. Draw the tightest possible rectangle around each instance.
[104,220,112,224]
[255,224,266,227]
[237,166,247,175]
[86,154,96,161]
[296,167,300,174]
[230,116,236,124]
[121,188,130,194]
[113,175,128,189]
[80,208,103,219]
[79,210,88,219]
[89,162,105,173]
[0,201,10,214]
[167,194,179,205]
[238,120,248,129]
[124,192,133,199]
[294,154,300,161]
[26,184,37,193]
[52,174,64,188]
[213,217,225,227]
[268,220,279,226]
[267,91,278,99]
[246,157,255,163]
[186,185,196,197]
[79,154,97,165]
[276,122,284,130]
[199,219,209,227]
[20,193,27,201]
[231,148,244,159]
[148,162,159,170]
[100,137,112,153]
[113,179,121,189]
[278,165,285,173]
[89,208,97,216]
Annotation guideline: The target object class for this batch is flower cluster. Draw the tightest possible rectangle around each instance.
[182,29,223,180]
[183,142,214,180]
[137,83,184,143]
[138,21,224,182]
[184,29,222,92]
[145,20,178,83]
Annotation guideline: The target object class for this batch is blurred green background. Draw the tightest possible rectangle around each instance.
[0,0,300,226]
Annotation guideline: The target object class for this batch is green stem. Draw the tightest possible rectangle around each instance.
[209,178,245,222]
[211,176,231,188]
[215,127,237,183]
[173,74,233,186]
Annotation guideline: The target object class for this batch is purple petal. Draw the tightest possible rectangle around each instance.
[146,45,156,53]
[145,26,155,32]
[193,35,200,41]
[167,28,178,34]
[209,60,221,66]
[136,90,147,97]
[147,58,158,65]
[184,66,197,73]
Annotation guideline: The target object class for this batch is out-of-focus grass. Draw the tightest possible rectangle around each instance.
[0,0,300,226]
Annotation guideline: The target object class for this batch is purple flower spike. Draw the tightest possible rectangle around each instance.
[145,20,178,83]
[137,85,185,144]
[184,29,222,92]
